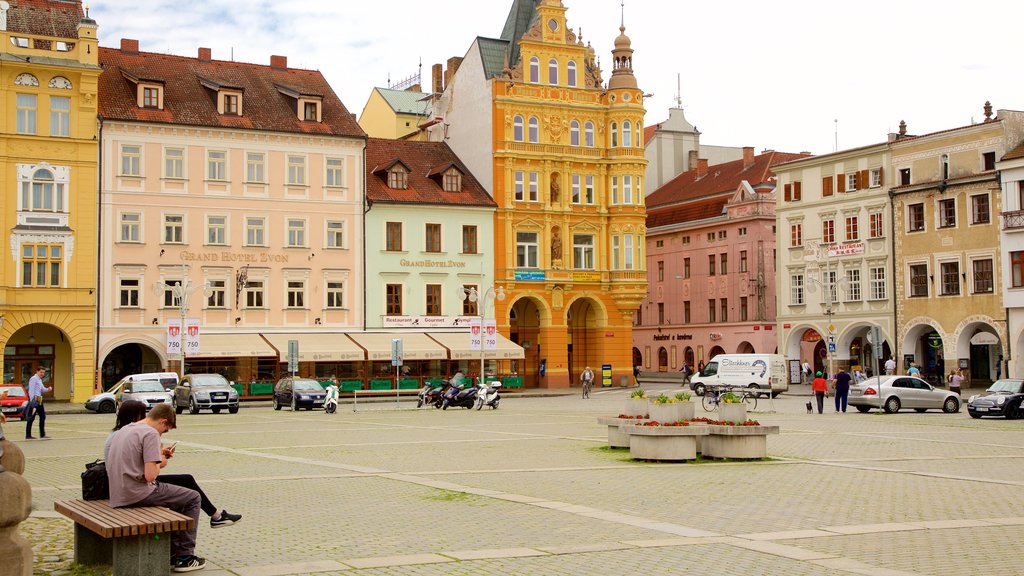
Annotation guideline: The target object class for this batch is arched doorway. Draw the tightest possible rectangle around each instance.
[658,347,669,371]
[684,347,694,370]
[956,321,1002,385]
[3,323,73,399]
[566,297,603,383]
[903,323,944,387]
[509,296,545,387]
[100,342,166,390]
[736,341,755,354]
[632,347,643,370]
[708,346,725,359]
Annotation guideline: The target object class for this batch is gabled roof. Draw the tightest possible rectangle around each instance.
[644,121,663,145]
[98,45,365,138]
[1003,141,1024,162]
[500,0,540,69]
[5,0,84,39]
[366,138,496,208]
[375,87,431,116]
[478,36,511,80]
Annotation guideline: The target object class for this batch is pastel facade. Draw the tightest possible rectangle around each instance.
[891,109,1024,385]
[97,40,366,387]
[775,143,894,377]
[1,0,99,402]
[358,87,432,140]
[430,0,648,388]
[999,142,1024,378]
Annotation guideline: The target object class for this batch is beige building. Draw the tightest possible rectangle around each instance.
[891,107,1024,386]
[358,86,432,140]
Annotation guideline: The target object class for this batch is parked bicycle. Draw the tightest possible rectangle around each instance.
[701,386,757,412]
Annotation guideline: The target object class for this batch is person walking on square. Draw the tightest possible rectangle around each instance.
[633,365,641,386]
[884,357,896,375]
[106,403,207,572]
[833,369,852,413]
[908,363,921,377]
[812,371,828,414]
[801,361,811,385]
[580,366,594,399]
[680,363,692,386]
[25,367,51,439]
[948,368,964,398]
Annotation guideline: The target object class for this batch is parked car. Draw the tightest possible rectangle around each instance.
[85,372,179,413]
[273,377,327,411]
[174,374,239,414]
[848,375,961,414]
[0,385,29,420]
[967,379,1024,419]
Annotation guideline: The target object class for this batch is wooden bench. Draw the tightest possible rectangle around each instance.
[54,499,194,576]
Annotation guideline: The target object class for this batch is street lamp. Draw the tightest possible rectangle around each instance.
[155,265,209,376]
[458,283,506,386]
[804,240,846,378]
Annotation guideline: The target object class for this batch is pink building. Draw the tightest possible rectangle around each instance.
[634,148,808,371]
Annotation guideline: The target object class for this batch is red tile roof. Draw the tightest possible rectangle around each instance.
[5,0,83,39]
[1002,141,1024,161]
[366,138,496,208]
[644,121,664,145]
[645,150,810,228]
[98,44,364,138]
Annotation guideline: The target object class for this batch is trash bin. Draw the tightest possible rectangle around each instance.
[620,375,629,387]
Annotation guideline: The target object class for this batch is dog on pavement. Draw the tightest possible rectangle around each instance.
[805,401,813,414]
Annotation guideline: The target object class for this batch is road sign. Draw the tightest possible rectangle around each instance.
[870,326,883,356]
[484,319,497,351]
[391,338,403,367]
[469,317,482,351]
[828,324,835,334]
[288,339,299,373]
[828,342,837,353]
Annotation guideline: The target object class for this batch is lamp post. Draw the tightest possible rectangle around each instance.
[155,265,207,377]
[459,283,506,386]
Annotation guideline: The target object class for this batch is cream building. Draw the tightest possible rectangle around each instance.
[358,86,432,140]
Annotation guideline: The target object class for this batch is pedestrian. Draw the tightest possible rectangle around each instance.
[106,403,207,572]
[25,367,51,440]
[811,371,828,414]
[105,401,242,530]
[948,368,964,397]
[908,363,921,377]
[801,361,811,385]
[680,363,692,386]
[698,360,705,373]
[580,366,594,399]
[884,357,896,375]
[833,369,852,413]
[633,365,642,386]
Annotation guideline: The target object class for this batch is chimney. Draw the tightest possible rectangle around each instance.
[432,63,443,94]
[742,146,755,169]
[407,83,421,93]
[120,38,139,54]
[270,55,288,71]
[687,150,699,171]
[695,159,709,177]
[197,47,211,62]
[898,120,907,137]
[447,57,463,79]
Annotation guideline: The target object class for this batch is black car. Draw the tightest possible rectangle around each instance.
[273,378,327,411]
[967,379,1024,419]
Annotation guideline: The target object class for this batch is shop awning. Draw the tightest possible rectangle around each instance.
[191,333,277,358]
[347,332,448,361]
[261,333,365,362]
[428,331,525,360]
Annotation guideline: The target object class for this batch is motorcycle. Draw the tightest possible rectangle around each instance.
[323,384,339,414]
[475,380,501,410]
[417,381,445,408]
[441,382,478,410]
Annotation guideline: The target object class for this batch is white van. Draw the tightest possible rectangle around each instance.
[689,354,789,397]
[85,372,179,413]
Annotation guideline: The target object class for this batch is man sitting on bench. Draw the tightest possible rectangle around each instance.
[106,403,205,573]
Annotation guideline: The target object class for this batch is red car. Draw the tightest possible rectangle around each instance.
[1,385,29,421]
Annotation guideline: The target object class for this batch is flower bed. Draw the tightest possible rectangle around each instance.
[702,424,780,460]
[619,423,709,461]
[597,416,650,448]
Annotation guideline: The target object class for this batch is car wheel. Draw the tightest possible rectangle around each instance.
[914,408,927,413]
[694,383,706,396]
[942,397,960,414]
[212,408,221,414]
[883,396,901,414]
[228,406,239,414]
[855,405,871,413]
[98,400,116,414]
[273,398,281,411]
[189,397,200,415]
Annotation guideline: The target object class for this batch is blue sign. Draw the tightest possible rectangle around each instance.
[514,270,546,281]
[828,343,836,353]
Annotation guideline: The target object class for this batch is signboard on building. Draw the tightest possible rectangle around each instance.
[185,319,200,356]
[166,319,182,356]
[514,270,546,281]
[572,271,602,283]
[827,242,865,258]
[469,317,482,351]
[382,315,476,328]
[601,363,612,388]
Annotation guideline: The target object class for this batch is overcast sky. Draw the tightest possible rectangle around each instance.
[91,0,1024,156]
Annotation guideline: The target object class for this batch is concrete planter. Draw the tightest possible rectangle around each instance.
[647,401,696,424]
[703,425,780,459]
[596,417,649,448]
[718,402,747,423]
[624,398,649,417]
[621,424,709,461]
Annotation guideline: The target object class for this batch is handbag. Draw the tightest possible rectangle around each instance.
[81,459,109,501]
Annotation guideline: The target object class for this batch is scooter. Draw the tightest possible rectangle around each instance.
[441,382,478,410]
[475,380,501,410]
[323,384,339,414]
[417,381,445,408]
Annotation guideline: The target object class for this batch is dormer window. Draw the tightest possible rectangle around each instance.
[137,83,163,110]
[443,169,462,192]
[219,90,242,116]
[389,166,408,190]
[224,94,239,114]
[304,102,317,120]
[299,97,322,122]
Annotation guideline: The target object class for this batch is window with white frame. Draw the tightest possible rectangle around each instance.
[163,214,184,244]
[870,168,881,188]
[612,236,621,269]
[548,58,558,85]
[245,280,265,308]
[573,234,594,270]
[791,274,804,305]
[287,155,306,185]
[845,269,861,301]
[570,120,580,146]
[21,167,65,212]
[529,57,539,83]
[571,175,581,203]
[118,278,139,307]
[326,221,345,248]
[142,86,161,108]
[50,96,70,137]
[120,212,140,242]
[973,258,994,293]
[286,280,305,308]
[207,150,226,181]
[567,60,577,86]
[528,116,539,143]
[845,215,859,241]
[823,219,835,243]
[908,203,925,232]
[246,217,265,246]
[846,173,857,192]
[246,152,265,183]
[326,281,345,308]
[206,279,226,308]
[584,175,595,204]
[514,171,524,201]
[971,193,990,224]
[611,176,619,204]
[388,166,408,189]
[528,172,538,202]
[206,215,226,245]
[326,158,344,187]
[584,121,594,147]
[739,251,748,273]
[443,169,461,192]
[623,175,633,204]
[623,235,635,270]
[869,213,884,239]
[823,269,838,304]
[21,244,61,288]
[938,198,956,228]
[16,94,37,134]
[940,261,960,295]
[164,148,184,179]
[869,266,887,300]
[790,223,802,247]
[513,115,524,142]
[516,231,539,268]
[121,145,141,176]
[287,218,306,247]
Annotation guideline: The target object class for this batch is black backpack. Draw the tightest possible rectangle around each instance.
[81,460,109,500]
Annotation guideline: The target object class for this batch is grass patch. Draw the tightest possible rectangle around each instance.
[423,489,487,505]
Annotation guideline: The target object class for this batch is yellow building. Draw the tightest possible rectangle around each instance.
[430,0,647,387]
[0,1,99,402]
[358,86,433,140]
[892,107,1024,386]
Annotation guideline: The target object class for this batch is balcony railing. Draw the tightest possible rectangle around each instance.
[1002,210,1024,230]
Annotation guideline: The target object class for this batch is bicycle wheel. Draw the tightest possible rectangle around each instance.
[743,392,757,411]
[702,395,716,412]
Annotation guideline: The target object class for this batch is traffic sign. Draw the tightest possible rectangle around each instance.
[391,338,403,367]
[288,339,299,373]
[828,343,837,353]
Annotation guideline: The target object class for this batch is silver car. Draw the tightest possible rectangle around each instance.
[848,375,961,414]
[174,373,240,414]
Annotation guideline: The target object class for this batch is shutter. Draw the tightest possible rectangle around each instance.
[859,170,869,190]
[794,181,802,201]
[877,167,884,186]
[837,173,846,193]
[784,183,792,202]
[822,176,833,197]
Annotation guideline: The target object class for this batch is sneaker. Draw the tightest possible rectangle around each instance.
[172,555,206,572]
[25,436,35,440]
[210,510,241,528]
